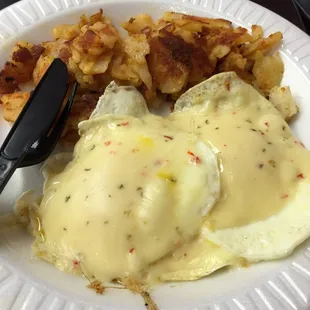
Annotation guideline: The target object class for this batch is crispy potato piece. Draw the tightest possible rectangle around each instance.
[110,49,145,88]
[0,42,44,94]
[53,24,80,41]
[233,27,253,45]
[252,53,284,92]
[33,55,54,86]
[147,35,190,94]
[211,45,231,59]
[162,12,232,29]
[72,23,119,56]
[124,34,150,64]
[69,20,119,77]
[1,92,30,122]
[251,25,263,41]
[122,14,154,34]
[219,51,247,72]
[240,32,282,59]
[0,10,286,128]
[80,52,113,75]
[269,86,298,121]
[0,74,19,94]
[123,34,152,89]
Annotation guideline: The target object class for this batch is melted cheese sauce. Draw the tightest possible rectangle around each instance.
[38,116,219,281]
[30,74,310,284]
[169,81,310,230]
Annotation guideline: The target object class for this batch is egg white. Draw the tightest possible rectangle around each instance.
[175,72,310,262]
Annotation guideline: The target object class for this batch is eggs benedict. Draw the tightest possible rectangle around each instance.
[15,72,310,287]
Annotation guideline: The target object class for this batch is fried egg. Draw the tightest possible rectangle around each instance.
[25,82,221,283]
[172,72,310,262]
[17,72,310,286]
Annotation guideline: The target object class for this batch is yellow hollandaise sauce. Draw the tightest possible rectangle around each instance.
[24,72,310,285]
[37,116,220,282]
[169,86,310,230]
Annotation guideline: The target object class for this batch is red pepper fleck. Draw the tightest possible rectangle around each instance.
[260,131,265,136]
[72,260,80,268]
[132,148,139,153]
[297,173,305,179]
[120,121,129,126]
[281,194,289,199]
[264,122,269,127]
[224,144,227,147]
[154,159,162,166]
[104,141,111,146]
[164,135,173,140]
[129,248,135,254]
[192,157,201,165]
[140,171,147,177]
[232,112,236,115]
[188,151,201,165]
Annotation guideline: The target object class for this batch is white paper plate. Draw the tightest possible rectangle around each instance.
[1,0,310,309]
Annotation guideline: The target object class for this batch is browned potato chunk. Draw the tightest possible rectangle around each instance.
[0,41,44,94]
[252,53,284,92]
[240,32,282,60]
[122,14,154,34]
[33,55,54,86]
[1,92,31,122]
[53,24,80,41]
[251,25,263,41]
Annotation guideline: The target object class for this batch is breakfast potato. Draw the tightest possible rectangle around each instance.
[147,36,190,94]
[122,34,152,90]
[0,92,31,122]
[123,34,150,64]
[240,31,282,60]
[162,12,232,29]
[53,24,80,41]
[33,55,54,86]
[251,25,263,41]
[218,51,247,72]
[110,50,146,88]
[269,86,299,121]
[0,41,44,94]
[252,53,284,93]
[0,10,288,141]
[122,14,155,34]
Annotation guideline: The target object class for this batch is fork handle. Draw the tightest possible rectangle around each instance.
[0,155,21,195]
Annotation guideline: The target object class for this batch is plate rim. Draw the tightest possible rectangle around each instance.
[1,0,310,309]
